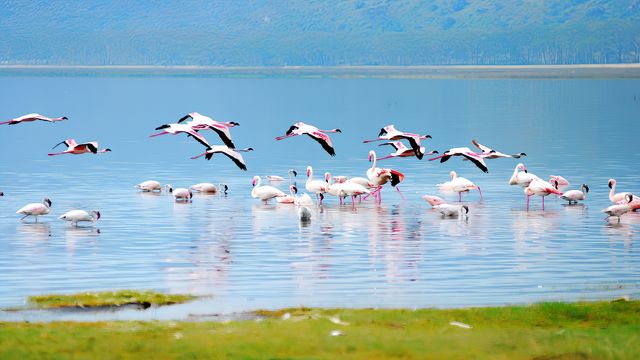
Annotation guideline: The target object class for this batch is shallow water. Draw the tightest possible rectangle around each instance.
[0,73,639,319]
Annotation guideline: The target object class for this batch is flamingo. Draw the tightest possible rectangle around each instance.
[191,183,228,194]
[290,185,314,206]
[429,147,489,173]
[305,166,328,205]
[550,175,570,187]
[251,176,286,203]
[437,171,483,202]
[336,181,371,210]
[48,139,111,156]
[377,141,438,160]
[275,122,341,156]
[16,198,52,222]
[165,185,193,202]
[149,123,211,148]
[325,172,346,204]
[0,113,67,125]
[363,124,432,159]
[602,194,634,222]
[524,179,563,211]
[135,180,163,192]
[59,210,100,226]
[509,163,539,188]
[276,170,300,204]
[422,194,447,207]
[190,146,253,171]
[434,204,469,217]
[366,150,405,203]
[608,178,634,204]
[332,176,348,183]
[470,139,526,159]
[176,112,239,148]
[560,184,589,205]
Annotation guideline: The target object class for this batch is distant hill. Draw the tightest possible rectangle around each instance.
[1,0,639,66]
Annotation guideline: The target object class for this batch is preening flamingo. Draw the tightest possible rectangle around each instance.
[177,112,239,148]
[363,124,432,158]
[59,210,100,226]
[289,185,314,206]
[191,146,253,171]
[524,179,562,211]
[48,139,111,156]
[560,184,589,205]
[434,204,469,217]
[275,122,341,156]
[251,176,286,203]
[0,113,67,125]
[550,175,570,187]
[509,163,538,188]
[429,147,489,173]
[437,171,482,202]
[16,198,52,222]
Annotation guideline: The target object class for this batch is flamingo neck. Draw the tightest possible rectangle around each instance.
[370,152,377,172]
[609,182,616,201]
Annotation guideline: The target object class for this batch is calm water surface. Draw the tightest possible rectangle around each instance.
[0,73,639,319]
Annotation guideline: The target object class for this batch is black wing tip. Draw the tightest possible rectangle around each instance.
[155,124,169,130]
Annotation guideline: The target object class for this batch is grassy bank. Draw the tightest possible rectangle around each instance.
[1,301,639,359]
[26,290,196,309]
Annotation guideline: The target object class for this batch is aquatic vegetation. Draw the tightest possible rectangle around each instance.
[1,300,638,359]
[27,290,196,309]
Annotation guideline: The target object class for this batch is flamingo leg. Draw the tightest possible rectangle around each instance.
[149,131,169,138]
[378,186,383,204]
[458,192,462,202]
[477,186,483,200]
[275,134,296,141]
[526,195,530,210]
[362,139,383,143]
[319,193,324,205]
[339,196,343,205]
[542,196,545,211]
[377,155,394,161]
[21,214,29,221]
[47,151,69,156]
[395,186,405,201]
[352,195,356,211]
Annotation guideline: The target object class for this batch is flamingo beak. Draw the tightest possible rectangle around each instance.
[306,169,310,177]
[368,155,372,162]
[293,170,297,177]
[252,179,257,187]
[96,211,101,220]
[608,181,613,189]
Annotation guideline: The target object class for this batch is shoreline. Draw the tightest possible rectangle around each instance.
[1,64,639,78]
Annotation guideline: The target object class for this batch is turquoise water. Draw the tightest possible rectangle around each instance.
[0,73,639,318]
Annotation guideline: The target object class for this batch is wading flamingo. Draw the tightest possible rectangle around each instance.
[434,204,469,217]
[560,184,589,205]
[437,171,482,202]
[191,183,228,195]
[16,198,52,222]
[59,210,100,226]
[524,179,562,211]
[305,166,328,205]
[602,194,634,222]
[165,185,193,202]
[136,180,163,192]
[422,194,447,207]
[251,176,286,203]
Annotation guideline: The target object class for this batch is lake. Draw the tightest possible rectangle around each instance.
[0,68,639,320]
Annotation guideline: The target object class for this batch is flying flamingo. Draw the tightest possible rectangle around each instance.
[602,194,634,222]
[524,179,563,211]
[177,112,239,148]
[560,184,589,205]
[16,198,52,222]
[150,123,211,148]
[48,139,111,156]
[190,146,253,171]
[59,210,100,226]
[275,122,341,156]
[470,139,526,159]
[366,150,405,203]
[363,124,432,159]
[429,147,489,173]
[305,166,328,205]
[136,180,163,192]
[0,113,68,125]
[437,171,483,202]
[251,176,286,203]
[165,184,193,202]
[434,204,469,217]
[377,141,438,160]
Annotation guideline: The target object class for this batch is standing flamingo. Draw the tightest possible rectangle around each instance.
[437,171,483,202]
[177,112,239,148]
[305,166,328,205]
[366,150,405,203]
[560,184,589,205]
[0,113,68,125]
[251,176,286,203]
[509,163,539,188]
[608,179,634,204]
[275,122,341,156]
[59,210,100,226]
[48,139,111,156]
[602,194,634,222]
[363,124,432,158]
[337,182,371,210]
[524,179,562,211]
[16,198,52,222]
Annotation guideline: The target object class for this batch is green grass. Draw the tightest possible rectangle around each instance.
[26,290,196,309]
[1,301,639,359]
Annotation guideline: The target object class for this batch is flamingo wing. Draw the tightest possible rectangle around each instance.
[186,130,211,148]
[177,114,192,123]
[220,149,248,171]
[471,139,493,154]
[285,125,298,135]
[306,131,336,156]
[389,169,405,187]
[462,152,489,173]
[208,125,236,148]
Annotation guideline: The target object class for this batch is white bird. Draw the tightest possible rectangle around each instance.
[346,177,375,189]
[560,184,589,205]
[305,166,328,205]
[429,147,489,173]
[16,198,52,222]
[0,113,68,125]
[602,194,634,222]
[366,150,405,203]
[336,181,371,210]
[251,176,286,203]
[267,169,297,183]
[422,194,447,207]
[59,210,100,226]
[471,139,526,159]
[524,179,563,210]
[289,185,314,206]
[608,178,634,204]
[191,146,253,171]
[135,180,163,192]
[149,123,211,148]
[176,112,239,148]
[550,175,570,187]
[275,122,342,156]
[434,204,469,217]
[165,184,193,202]
[190,183,228,195]
[437,171,482,202]
[509,163,539,187]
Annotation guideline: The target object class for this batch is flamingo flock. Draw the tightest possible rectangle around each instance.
[2,112,639,225]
